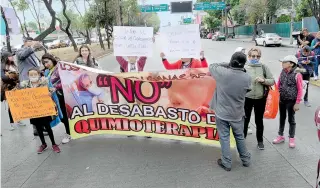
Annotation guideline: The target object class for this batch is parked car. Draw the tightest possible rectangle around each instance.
[90,37,98,43]
[212,32,226,41]
[51,39,68,49]
[74,38,86,45]
[255,33,282,47]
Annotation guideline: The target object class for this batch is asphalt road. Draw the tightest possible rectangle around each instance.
[1,39,319,188]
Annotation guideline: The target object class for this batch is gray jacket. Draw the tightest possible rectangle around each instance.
[16,47,40,82]
[209,63,251,122]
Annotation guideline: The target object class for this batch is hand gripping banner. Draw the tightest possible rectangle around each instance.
[58,62,236,147]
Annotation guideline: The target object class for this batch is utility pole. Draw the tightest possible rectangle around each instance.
[225,1,228,36]
[290,0,294,44]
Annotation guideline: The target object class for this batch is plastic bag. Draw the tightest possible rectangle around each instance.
[264,86,280,119]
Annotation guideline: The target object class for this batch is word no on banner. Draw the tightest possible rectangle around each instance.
[113,26,154,57]
[5,87,57,122]
[58,62,236,147]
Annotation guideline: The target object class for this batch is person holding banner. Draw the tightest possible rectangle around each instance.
[1,52,26,130]
[74,45,100,69]
[243,47,275,150]
[311,31,320,80]
[209,52,251,171]
[19,67,60,154]
[160,51,208,70]
[116,56,147,72]
[42,53,72,144]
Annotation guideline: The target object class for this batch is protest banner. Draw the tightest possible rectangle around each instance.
[160,24,201,58]
[113,26,154,57]
[58,61,235,147]
[5,87,57,122]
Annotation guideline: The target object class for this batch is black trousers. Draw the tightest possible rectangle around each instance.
[8,108,14,124]
[302,73,310,102]
[57,92,70,135]
[278,100,296,138]
[244,97,266,143]
[30,116,56,145]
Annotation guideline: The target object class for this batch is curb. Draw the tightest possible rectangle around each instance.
[97,50,113,59]
[310,80,320,87]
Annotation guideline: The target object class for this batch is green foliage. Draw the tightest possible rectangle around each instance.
[16,0,28,11]
[231,5,245,25]
[57,10,84,31]
[27,21,38,30]
[276,14,290,23]
[240,0,267,24]
[203,16,221,29]
[295,0,312,21]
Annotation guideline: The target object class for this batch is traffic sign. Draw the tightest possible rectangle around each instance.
[140,4,169,12]
[194,2,226,10]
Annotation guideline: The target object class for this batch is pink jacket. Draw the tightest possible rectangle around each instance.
[116,56,147,72]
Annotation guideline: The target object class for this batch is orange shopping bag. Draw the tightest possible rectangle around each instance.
[264,86,280,119]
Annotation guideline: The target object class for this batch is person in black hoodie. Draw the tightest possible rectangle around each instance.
[1,52,25,130]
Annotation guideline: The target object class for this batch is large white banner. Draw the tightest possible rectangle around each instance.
[113,26,154,57]
[160,24,201,58]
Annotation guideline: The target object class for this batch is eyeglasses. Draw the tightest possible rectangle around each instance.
[250,55,261,58]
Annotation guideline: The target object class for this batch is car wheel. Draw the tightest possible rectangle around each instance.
[255,40,258,46]
[277,44,281,47]
[263,41,267,47]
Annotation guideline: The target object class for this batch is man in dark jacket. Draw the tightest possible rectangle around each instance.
[16,37,41,82]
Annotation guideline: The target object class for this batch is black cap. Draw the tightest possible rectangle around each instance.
[229,52,247,68]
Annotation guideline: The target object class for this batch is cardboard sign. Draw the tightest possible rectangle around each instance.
[113,26,154,57]
[160,24,201,58]
[5,87,57,122]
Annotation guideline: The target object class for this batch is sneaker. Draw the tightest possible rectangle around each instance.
[247,128,253,135]
[9,124,15,131]
[217,159,231,171]
[289,138,296,148]
[314,75,318,80]
[272,135,285,144]
[52,145,61,153]
[304,101,311,107]
[61,134,71,144]
[16,121,26,126]
[257,142,265,150]
[37,144,48,154]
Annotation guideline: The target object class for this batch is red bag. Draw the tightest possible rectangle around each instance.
[264,86,280,119]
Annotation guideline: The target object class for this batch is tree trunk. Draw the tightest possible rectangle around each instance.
[8,1,25,37]
[115,0,121,26]
[31,0,42,32]
[60,0,78,52]
[22,11,30,37]
[85,29,91,45]
[35,0,56,41]
[1,6,11,53]
[252,23,257,41]
[96,20,105,50]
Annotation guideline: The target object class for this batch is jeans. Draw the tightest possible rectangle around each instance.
[244,97,266,142]
[216,117,251,169]
[278,100,296,138]
[314,55,319,76]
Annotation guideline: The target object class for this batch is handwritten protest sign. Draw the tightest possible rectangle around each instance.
[160,24,201,58]
[5,87,57,122]
[113,26,154,57]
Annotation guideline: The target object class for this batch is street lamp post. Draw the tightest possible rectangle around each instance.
[290,0,294,45]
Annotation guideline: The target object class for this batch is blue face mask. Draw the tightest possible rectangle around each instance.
[249,59,259,64]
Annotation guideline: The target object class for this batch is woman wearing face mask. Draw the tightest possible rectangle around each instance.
[74,45,101,69]
[19,68,61,154]
[311,31,320,80]
[71,73,105,112]
[160,51,208,70]
[116,56,147,72]
[244,47,275,150]
[1,52,26,130]
[42,53,72,144]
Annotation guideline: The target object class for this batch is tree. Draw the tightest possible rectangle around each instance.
[15,0,30,37]
[71,0,91,44]
[231,5,246,25]
[28,0,42,32]
[295,0,313,21]
[8,0,26,37]
[27,21,38,31]
[203,16,221,29]
[34,0,56,41]
[240,0,267,40]
[307,0,320,27]
[56,0,78,52]
[1,6,12,52]
[276,14,291,23]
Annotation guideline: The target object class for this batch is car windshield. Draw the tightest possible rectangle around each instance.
[266,33,279,38]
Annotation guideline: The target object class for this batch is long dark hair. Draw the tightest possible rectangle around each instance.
[74,45,95,67]
[1,52,17,71]
[41,53,58,67]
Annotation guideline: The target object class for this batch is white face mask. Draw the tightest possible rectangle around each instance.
[87,85,102,96]
[29,76,39,82]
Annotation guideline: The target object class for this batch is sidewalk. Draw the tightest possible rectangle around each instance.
[229,35,297,48]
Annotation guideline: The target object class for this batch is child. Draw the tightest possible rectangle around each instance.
[273,55,303,148]
[19,67,61,154]
[116,56,147,72]
[296,46,316,107]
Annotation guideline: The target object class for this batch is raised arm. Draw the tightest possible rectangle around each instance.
[137,56,147,68]
[16,47,34,60]
[116,56,128,68]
